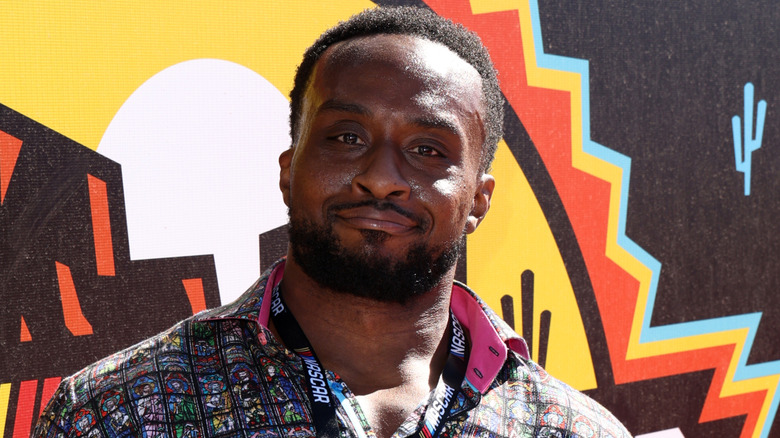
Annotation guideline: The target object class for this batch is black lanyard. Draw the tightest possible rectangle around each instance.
[269,283,468,438]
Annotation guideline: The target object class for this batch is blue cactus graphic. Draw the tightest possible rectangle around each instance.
[732,82,767,196]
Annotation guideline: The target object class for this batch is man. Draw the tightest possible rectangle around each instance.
[34,6,631,438]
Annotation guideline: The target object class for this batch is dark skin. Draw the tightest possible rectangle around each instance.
[276,34,495,438]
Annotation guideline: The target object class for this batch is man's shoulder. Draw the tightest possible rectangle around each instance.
[456,281,630,436]
[486,352,631,437]
[33,273,274,437]
[55,287,267,399]
[33,316,191,434]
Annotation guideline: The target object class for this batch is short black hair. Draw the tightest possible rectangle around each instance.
[288,6,504,173]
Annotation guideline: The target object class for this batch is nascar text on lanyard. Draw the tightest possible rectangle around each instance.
[270,283,468,438]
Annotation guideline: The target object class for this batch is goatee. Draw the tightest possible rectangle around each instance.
[287,213,462,304]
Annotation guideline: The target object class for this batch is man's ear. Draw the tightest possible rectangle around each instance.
[465,173,495,234]
[279,147,294,207]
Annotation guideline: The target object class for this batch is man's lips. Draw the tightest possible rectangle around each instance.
[332,203,421,234]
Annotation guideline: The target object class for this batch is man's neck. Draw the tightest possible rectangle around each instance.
[274,256,454,394]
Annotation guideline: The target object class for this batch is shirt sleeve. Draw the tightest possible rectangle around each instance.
[31,380,74,438]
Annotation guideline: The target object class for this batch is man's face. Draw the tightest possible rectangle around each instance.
[280,34,494,302]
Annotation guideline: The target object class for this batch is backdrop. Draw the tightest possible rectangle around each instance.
[1,1,778,437]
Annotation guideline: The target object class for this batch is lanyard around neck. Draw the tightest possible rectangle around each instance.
[269,283,468,438]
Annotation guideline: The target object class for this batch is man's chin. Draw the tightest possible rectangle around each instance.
[287,219,462,304]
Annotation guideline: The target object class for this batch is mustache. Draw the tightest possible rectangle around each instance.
[329,200,426,226]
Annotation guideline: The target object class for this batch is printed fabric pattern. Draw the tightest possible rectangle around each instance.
[33,261,632,438]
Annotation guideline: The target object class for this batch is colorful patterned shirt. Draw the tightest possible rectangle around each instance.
[33,260,631,437]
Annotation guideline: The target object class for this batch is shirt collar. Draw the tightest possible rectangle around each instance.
[450,283,528,393]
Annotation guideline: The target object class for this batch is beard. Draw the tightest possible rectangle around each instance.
[287,203,463,304]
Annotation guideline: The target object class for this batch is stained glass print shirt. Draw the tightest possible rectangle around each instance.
[33,259,632,438]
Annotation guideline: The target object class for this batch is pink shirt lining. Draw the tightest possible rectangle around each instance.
[257,260,523,394]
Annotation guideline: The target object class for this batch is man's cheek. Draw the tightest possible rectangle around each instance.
[432,178,459,197]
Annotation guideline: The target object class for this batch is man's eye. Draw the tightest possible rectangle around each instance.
[335,133,362,145]
[415,145,440,156]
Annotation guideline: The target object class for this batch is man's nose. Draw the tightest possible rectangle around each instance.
[351,143,411,200]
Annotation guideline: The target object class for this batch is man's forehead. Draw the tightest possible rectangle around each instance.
[309,33,485,121]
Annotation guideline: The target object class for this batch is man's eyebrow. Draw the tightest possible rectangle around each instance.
[411,116,462,138]
[317,99,371,117]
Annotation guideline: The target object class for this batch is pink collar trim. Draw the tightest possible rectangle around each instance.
[257,261,519,394]
[450,284,509,393]
[257,259,285,325]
